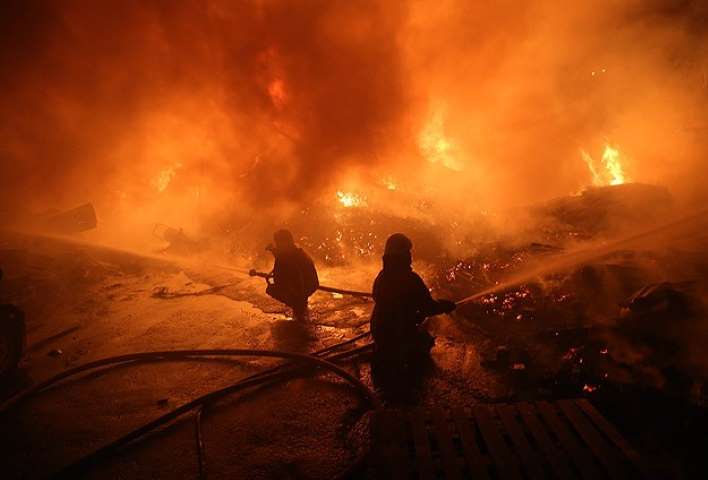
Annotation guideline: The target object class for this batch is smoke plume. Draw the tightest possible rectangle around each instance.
[1,0,706,232]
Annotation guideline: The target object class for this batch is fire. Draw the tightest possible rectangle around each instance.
[268,79,287,109]
[381,177,397,191]
[601,145,625,186]
[419,108,462,171]
[580,143,628,187]
[336,191,365,208]
[152,163,182,193]
[581,150,603,186]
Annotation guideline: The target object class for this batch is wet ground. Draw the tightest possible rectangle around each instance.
[0,231,512,479]
[2,229,707,479]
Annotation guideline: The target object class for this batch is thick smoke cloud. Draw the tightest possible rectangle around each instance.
[1,0,706,231]
[0,0,408,219]
[401,0,708,208]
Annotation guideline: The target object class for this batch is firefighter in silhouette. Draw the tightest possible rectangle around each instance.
[370,233,456,367]
[261,229,319,319]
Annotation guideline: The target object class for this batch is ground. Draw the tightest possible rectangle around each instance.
[2,229,706,479]
[0,231,509,479]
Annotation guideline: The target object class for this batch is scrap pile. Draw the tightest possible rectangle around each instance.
[429,185,707,401]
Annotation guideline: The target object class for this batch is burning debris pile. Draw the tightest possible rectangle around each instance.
[425,184,707,401]
[530,183,674,242]
[210,178,707,401]
[230,190,456,268]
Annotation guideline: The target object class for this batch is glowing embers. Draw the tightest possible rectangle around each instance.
[336,191,366,208]
[580,143,628,187]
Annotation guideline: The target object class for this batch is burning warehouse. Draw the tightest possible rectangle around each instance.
[1,0,707,478]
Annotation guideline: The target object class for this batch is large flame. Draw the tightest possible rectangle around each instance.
[580,144,628,187]
[419,108,463,172]
[601,145,626,186]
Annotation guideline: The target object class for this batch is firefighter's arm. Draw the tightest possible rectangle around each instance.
[413,274,456,316]
[248,268,274,285]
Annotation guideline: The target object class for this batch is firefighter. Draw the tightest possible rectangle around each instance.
[370,233,456,368]
[263,229,319,320]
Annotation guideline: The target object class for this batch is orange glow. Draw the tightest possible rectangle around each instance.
[419,108,462,172]
[1,0,705,247]
[268,79,288,109]
[336,191,365,208]
[381,177,397,191]
[580,144,628,187]
[602,145,626,186]
[152,164,181,193]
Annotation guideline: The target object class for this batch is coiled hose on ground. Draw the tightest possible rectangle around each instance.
[1,332,375,478]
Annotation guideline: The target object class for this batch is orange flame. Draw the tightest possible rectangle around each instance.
[152,163,182,193]
[381,176,397,191]
[336,190,365,208]
[268,79,287,109]
[601,145,625,186]
[580,143,628,187]
[419,107,462,171]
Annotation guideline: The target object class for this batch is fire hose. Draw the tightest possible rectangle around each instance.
[1,334,375,478]
[3,265,470,477]
[247,269,475,305]
[248,269,372,298]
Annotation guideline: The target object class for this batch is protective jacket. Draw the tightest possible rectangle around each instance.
[370,254,452,355]
[267,246,318,310]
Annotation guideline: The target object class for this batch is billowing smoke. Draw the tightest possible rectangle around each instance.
[1,0,706,235]
[0,0,408,227]
[399,0,708,209]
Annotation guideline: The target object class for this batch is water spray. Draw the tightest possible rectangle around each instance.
[455,208,708,305]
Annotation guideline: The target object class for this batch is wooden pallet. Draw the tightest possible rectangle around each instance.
[371,399,650,480]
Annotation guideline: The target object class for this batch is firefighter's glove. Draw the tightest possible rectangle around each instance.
[439,300,457,314]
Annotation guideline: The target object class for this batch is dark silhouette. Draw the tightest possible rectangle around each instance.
[0,269,27,378]
[263,230,319,320]
[370,233,456,369]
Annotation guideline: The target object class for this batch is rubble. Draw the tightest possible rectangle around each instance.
[531,183,673,241]
[426,186,706,402]
[153,224,206,255]
[41,203,97,234]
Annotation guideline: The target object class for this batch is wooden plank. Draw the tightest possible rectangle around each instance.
[429,408,462,480]
[575,399,651,479]
[409,409,435,480]
[517,403,576,480]
[451,407,490,480]
[536,401,604,480]
[496,404,547,480]
[472,405,523,480]
[558,400,627,480]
